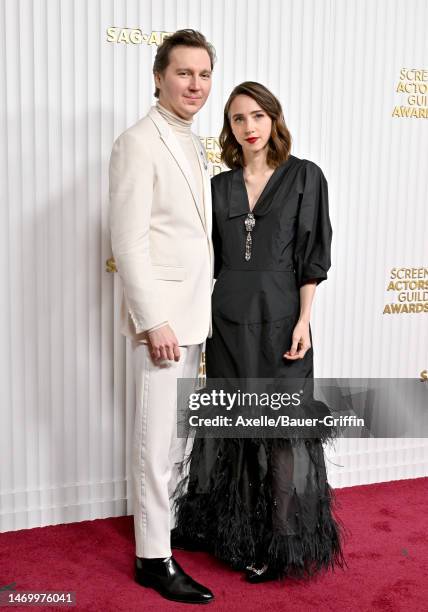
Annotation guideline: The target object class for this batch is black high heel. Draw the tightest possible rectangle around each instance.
[245,564,281,583]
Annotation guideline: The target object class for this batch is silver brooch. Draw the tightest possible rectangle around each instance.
[244,213,256,261]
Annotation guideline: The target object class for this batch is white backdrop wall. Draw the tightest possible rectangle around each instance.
[0,0,427,531]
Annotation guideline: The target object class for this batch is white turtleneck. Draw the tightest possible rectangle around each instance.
[155,101,204,205]
[156,100,194,133]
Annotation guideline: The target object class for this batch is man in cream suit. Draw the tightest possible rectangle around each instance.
[109,30,215,604]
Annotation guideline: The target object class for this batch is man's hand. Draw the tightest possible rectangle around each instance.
[147,324,181,362]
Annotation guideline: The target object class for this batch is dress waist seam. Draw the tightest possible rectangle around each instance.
[220,267,295,273]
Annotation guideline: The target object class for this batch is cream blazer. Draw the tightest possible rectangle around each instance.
[109,106,214,345]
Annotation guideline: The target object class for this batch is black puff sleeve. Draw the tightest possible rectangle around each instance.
[294,162,332,288]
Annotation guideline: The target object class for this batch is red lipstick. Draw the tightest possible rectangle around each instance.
[246,137,258,144]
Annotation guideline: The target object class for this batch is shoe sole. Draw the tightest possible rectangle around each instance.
[135,574,214,604]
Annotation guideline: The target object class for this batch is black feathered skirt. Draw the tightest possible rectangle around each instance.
[173,309,347,579]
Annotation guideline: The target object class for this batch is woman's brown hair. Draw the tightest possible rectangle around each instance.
[219,81,292,169]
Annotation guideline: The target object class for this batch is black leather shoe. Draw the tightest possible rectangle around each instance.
[135,555,214,604]
[171,528,206,552]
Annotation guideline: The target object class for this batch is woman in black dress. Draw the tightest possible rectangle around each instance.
[174,82,346,582]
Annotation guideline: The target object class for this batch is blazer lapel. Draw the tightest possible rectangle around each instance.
[148,107,206,230]
[191,134,214,280]
[191,134,212,234]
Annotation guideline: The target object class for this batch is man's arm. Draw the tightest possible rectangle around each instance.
[109,130,169,333]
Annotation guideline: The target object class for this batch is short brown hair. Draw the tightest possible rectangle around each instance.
[219,81,292,169]
[153,29,216,98]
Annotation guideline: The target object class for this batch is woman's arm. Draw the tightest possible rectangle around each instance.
[283,280,317,360]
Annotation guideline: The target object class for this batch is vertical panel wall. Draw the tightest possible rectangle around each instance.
[0,0,427,531]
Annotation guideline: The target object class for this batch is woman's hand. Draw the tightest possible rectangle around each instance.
[283,319,311,360]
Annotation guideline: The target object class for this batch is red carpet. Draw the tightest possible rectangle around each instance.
[1,477,427,611]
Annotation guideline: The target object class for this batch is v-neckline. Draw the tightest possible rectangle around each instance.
[240,166,279,213]
[228,155,295,219]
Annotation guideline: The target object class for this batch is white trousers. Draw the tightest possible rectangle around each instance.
[131,341,201,558]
